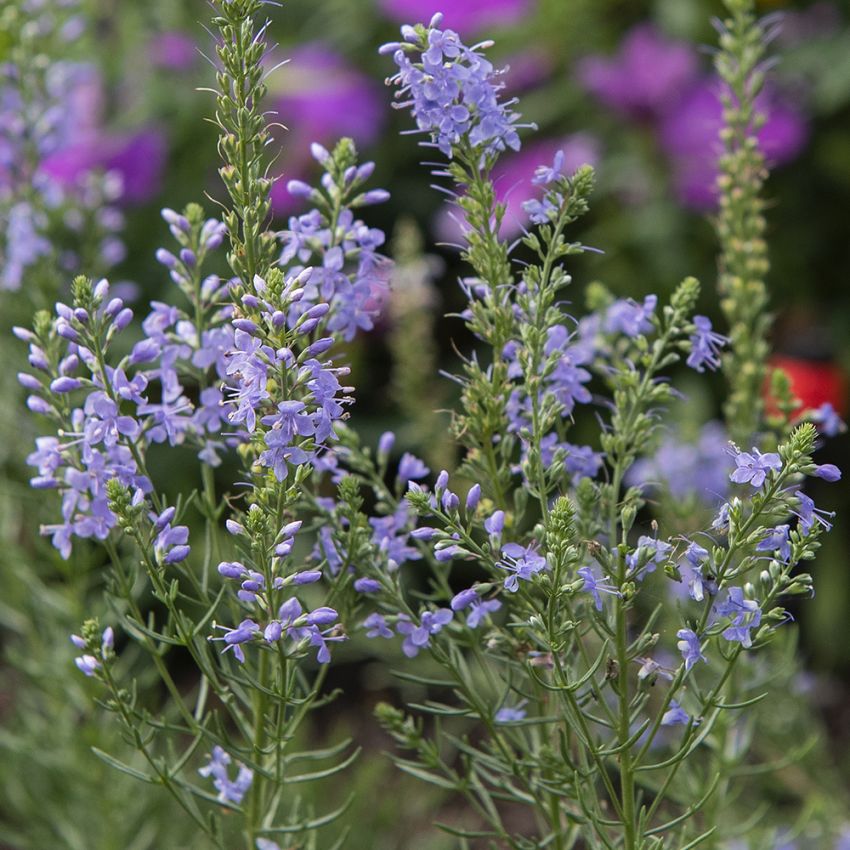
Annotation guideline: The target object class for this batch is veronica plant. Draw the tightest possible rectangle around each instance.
[288,12,841,849]
[17,1,392,847]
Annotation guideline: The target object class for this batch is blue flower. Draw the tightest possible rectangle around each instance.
[198,746,253,805]
[498,543,547,592]
[466,599,502,628]
[495,699,528,723]
[683,542,716,602]
[605,295,656,337]
[813,463,841,482]
[810,402,845,437]
[676,628,706,671]
[756,525,792,563]
[625,535,672,579]
[578,566,619,611]
[210,619,260,664]
[661,700,690,726]
[363,613,393,639]
[794,491,834,533]
[397,452,430,483]
[729,447,781,489]
[381,15,523,158]
[686,315,727,373]
[716,588,761,648]
[396,608,453,657]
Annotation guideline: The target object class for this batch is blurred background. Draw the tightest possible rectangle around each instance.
[1,0,849,847]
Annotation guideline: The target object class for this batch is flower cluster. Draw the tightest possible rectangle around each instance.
[380,13,523,157]
[280,140,391,341]
[198,746,254,805]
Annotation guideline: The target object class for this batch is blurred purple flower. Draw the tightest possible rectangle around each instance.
[577,25,699,120]
[149,31,197,71]
[267,44,383,214]
[436,134,600,240]
[501,49,554,94]
[377,0,533,34]
[40,128,167,205]
[659,77,807,209]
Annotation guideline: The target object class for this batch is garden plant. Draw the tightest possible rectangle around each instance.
[2,0,849,848]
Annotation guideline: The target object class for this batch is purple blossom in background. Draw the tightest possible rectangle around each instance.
[810,402,845,437]
[626,422,732,505]
[149,31,197,71]
[605,295,656,337]
[397,452,430,483]
[41,128,168,205]
[378,0,533,35]
[577,24,699,121]
[494,699,528,723]
[501,49,553,94]
[659,78,807,209]
[730,447,782,489]
[466,598,502,628]
[370,504,422,567]
[198,746,254,805]
[2,203,51,290]
[661,700,690,727]
[267,44,383,214]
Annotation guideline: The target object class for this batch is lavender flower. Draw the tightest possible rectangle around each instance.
[578,566,619,611]
[810,402,845,437]
[813,463,841,482]
[498,542,547,592]
[494,699,528,723]
[794,491,834,533]
[716,588,762,648]
[211,619,260,664]
[396,608,453,657]
[625,535,672,579]
[687,316,727,373]
[756,525,792,563]
[198,746,254,805]
[729,447,782,489]
[661,700,690,727]
[381,14,523,158]
[676,628,706,671]
[436,134,599,240]
[363,613,394,639]
[398,452,430,483]
[682,542,716,602]
[605,295,656,338]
